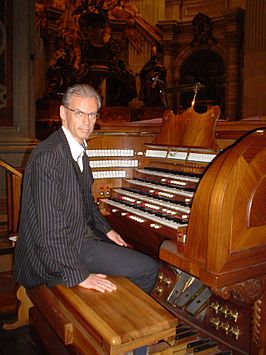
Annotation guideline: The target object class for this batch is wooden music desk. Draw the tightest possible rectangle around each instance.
[27,276,177,354]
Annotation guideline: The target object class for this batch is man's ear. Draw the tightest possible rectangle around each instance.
[60,105,66,122]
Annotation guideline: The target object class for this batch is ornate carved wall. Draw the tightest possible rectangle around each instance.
[158,8,244,119]
[1,0,264,143]
[34,1,249,122]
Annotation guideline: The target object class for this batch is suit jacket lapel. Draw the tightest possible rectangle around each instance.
[57,127,84,193]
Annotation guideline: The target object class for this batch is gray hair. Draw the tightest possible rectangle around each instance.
[62,84,102,110]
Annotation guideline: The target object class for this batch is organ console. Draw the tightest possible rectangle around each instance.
[87,106,266,354]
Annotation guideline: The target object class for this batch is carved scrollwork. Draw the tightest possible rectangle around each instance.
[212,277,265,304]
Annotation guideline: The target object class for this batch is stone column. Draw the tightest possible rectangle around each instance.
[162,42,177,110]
[135,0,165,24]
[157,21,179,111]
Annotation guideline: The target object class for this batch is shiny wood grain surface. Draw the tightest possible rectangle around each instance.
[28,277,178,354]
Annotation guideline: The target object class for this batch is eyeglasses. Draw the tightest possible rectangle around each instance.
[64,106,100,120]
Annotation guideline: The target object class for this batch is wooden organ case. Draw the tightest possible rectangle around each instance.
[88,107,266,354]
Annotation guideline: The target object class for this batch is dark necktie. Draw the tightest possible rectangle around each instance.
[79,143,87,173]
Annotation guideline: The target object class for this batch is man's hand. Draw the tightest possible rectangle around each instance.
[106,229,127,247]
[78,274,117,293]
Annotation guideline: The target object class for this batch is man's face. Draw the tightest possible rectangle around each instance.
[60,95,98,144]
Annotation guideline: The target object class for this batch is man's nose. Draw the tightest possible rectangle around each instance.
[82,114,92,125]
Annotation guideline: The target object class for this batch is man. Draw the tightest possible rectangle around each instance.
[14,84,158,294]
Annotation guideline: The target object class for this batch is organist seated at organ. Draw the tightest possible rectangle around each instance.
[13,81,266,354]
[13,83,159,297]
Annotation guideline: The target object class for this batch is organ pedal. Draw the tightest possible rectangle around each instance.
[147,323,233,354]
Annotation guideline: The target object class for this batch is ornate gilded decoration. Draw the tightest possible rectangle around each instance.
[36,0,163,105]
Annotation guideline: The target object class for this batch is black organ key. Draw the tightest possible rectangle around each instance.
[175,325,191,334]
[194,341,218,353]
[176,330,197,340]
[187,338,211,348]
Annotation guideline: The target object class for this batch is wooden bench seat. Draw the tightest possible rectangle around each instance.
[27,276,177,354]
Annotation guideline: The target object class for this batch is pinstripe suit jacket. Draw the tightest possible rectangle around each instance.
[14,128,112,288]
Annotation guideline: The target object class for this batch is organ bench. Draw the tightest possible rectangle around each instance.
[27,276,177,354]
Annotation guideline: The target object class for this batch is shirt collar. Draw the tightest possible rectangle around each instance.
[62,126,87,162]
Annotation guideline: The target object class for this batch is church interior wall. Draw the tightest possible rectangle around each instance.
[0,0,265,171]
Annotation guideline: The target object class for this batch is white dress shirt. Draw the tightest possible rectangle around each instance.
[62,126,87,172]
